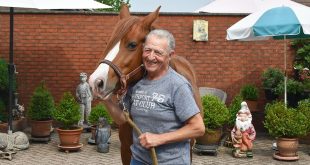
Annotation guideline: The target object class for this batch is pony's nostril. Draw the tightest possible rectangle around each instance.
[95,78,104,90]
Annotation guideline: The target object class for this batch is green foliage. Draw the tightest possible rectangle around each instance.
[274,78,304,95]
[264,101,309,138]
[88,103,112,125]
[296,99,310,131]
[291,39,310,70]
[261,67,285,90]
[52,92,80,129]
[0,59,16,91]
[227,95,243,127]
[96,0,130,12]
[0,59,8,91]
[0,99,7,122]
[240,84,259,100]
[201,95,229,129]
[302,79,310,91]
[27,82,55,121]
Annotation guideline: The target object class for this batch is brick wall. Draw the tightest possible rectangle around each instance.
[0,11,294,110]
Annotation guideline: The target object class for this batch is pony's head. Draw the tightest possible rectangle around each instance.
[89,5,160,99]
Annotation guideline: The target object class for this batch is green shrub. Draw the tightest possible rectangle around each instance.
[296,99,310,131]
[240,84,259,100]
[0,99,7,122]
[261,67,285,89]
[201,95,229,130]
[274,78,304,95]
[227,95,243,127]
[264,101,309,138]
[291,39,310,70]
[52,92,80,130]
[88,103,112,125]
[27,82,55,120]
[0,59,16,91]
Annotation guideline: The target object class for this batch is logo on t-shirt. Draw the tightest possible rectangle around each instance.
[132,90,165,112]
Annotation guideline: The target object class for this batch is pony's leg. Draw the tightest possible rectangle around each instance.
[119,122,133,165]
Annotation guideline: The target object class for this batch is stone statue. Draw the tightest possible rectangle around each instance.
[0,131,29,160]
[96,117,111,153]
[231,101,256,158]
[76,72,93,126]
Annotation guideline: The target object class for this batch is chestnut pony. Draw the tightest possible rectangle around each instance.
[89,5,203,165]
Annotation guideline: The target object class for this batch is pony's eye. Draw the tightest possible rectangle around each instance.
[127,42,137,50]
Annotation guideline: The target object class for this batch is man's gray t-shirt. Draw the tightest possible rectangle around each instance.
[124,67,200,165]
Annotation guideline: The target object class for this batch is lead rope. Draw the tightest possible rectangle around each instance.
[119,96,158,165]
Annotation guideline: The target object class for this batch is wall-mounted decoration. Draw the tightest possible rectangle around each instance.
[193,20,208,41]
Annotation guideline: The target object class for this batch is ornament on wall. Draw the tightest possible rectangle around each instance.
[193,20,208,41]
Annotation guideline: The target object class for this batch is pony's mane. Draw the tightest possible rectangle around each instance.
[102,16,140,59]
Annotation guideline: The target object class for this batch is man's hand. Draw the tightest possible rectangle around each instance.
[139,132,163,149]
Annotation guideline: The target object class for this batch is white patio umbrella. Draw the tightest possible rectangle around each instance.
[195,0,294,14]
[226,1,310,105]
[0,0,111,132]
[0,0,110,9]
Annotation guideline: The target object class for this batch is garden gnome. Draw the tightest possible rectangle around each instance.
[231,101,256,158]
[76,72,93,127]
[96,117,111,153]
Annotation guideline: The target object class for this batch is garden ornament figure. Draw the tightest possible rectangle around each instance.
[231,101,256,158]
[76,72,93,126]
[96,117,111,153]
[0,131,29,160]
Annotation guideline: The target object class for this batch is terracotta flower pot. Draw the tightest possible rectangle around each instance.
[277,137,299,157]
[56,127,83,147]
[31,120,52,137]
[196,128,222,145]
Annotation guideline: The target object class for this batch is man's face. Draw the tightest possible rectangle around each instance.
[142,35,171,79]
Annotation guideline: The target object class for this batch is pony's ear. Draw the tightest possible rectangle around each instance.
[142,6,161,30]
[120,4,130,19]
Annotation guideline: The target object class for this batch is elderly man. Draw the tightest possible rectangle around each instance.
[231,101,256,158]
[102,29,205,165]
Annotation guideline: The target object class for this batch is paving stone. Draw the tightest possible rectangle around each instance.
[1,129,309,165]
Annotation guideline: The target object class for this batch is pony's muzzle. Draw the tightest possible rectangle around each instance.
[95,78,105,93]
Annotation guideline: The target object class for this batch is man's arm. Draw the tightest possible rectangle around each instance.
[138,113,205,149]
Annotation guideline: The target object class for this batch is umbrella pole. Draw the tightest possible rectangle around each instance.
[8,7,14,133]
[284,35,287,106]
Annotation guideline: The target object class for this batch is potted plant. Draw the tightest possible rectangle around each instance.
[297,99,310,144]
[196,94,229,145]
[264,101,310,160]
[240,84,259,112]
[261,67,284,101]
[274,78,304,107]
[291,39,310,80]
[0,58,22,133]
[88,103,112,143]
[52,92,82,151]
[27,81,55,138]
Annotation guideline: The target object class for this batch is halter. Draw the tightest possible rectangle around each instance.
[100,59,144,97]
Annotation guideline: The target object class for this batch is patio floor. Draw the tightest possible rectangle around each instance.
[2,128,310,165]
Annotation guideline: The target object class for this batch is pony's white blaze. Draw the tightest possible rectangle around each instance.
[89,42,120,97]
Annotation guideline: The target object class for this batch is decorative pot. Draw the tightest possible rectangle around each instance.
[196,128,222,145]
[31,120,52,137]
[277,137,299,157]
[56,127,83,151]
[0,117,27,133]
[90,125,97,141]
